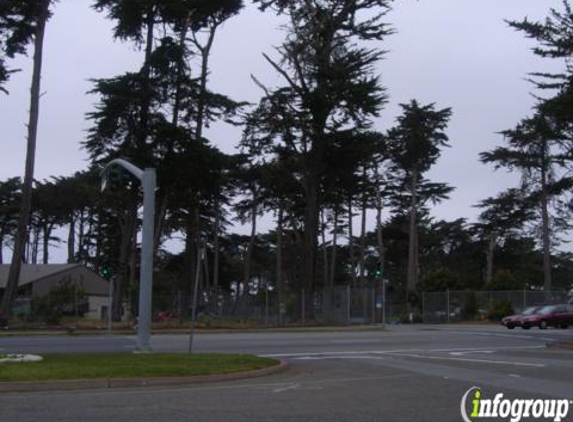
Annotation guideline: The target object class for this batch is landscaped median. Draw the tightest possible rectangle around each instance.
[0,353,285,392]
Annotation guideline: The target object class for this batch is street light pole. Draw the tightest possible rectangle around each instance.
[101,158,156,352]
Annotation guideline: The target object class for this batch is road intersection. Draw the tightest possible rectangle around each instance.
[1,324,572,422]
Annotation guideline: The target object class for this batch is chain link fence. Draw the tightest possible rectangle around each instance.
[422,290,571,323]
[150,286,408,327]
[152,288,573,326]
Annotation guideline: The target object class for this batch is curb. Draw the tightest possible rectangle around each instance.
[0,325,390,336]
[546,341,573,351]
[0,359,288,393]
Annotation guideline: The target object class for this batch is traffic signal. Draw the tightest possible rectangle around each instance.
[106,167,129,190]
[100,267,111,280]
[375,269,382,279]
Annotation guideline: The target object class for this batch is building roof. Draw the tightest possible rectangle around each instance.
[0,264,83,289]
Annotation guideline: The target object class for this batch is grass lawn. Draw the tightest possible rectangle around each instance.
[0,353,278,382]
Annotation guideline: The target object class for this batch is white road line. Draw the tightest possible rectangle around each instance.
[263,345,545,358]
[273,383,300,393]
[449,350,495,356]
[395,353,547,368]
[293,356,388,361]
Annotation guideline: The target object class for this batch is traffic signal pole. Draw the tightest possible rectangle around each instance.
[101,158,156,352]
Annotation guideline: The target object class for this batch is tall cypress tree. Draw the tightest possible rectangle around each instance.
[0,0,53,319]
[250,0,392,291]
[474,189,534,287]
[480,113,573,293]
[386,100,453,295]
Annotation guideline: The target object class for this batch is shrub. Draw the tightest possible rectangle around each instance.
[487,301,514,322]
[461,291,478,321]
[30,282,87,325]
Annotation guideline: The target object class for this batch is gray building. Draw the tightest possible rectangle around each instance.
[0,264,110,320]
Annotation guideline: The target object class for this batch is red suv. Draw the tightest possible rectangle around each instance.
[521,304,573,329]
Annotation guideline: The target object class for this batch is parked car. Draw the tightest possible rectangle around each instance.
[521,304,573,329]
[501,306,541,329]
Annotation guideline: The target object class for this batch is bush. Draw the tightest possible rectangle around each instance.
[487,301,514,322]
[461,291,478,321]
[30,282,87,325]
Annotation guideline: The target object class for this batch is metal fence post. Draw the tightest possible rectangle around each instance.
[346,285,351,325]
[422,291,425,323]
[265,288,269,326]
[446,289,450,323]
[108,277,114,333]
[382,280,387,326]
[371,288,375,324]
[301,289,305,325]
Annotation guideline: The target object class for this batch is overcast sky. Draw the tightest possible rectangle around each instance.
[0,0,567,261]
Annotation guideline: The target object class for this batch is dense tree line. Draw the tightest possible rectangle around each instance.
[1,1,573,320]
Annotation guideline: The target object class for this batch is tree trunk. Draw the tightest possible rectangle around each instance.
[152,22,189,258]
[359,175,367,285]
[303,175,320,293]
[31,226,40,264]
[321,208,328,286]
[276,204,284,307]
[137,8,155,157]
[329,208,338,289]
[129,220,137,300]
[42,223,54,264]
[203,242,210,292]
[407,169,419,292]
[0,0,50,318]
[183,219,197,316]
[485,233,496,286]
[347,197,356,286]
[113,199,137,322]
[95,218,103,274]
[243,203,258,298]
[194,26,217,141]
[77,209,85,262]
[153,190,169,257]
[213,201,221,291]
[375,183,385,278]
[83,209,94,264]
[67,215,75,263]
[540,160,552,293]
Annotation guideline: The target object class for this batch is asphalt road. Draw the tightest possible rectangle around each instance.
[1,324,572,422]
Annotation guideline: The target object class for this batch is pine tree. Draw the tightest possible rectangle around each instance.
[480,112,573,293]
[250,0,392,291]
[474,189,534,286]
[0,0,53,319]
[386,100,453,294]
[0,178,21,264]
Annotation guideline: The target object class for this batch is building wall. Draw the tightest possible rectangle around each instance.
[86,295,111,321]
[31,266,109,297]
